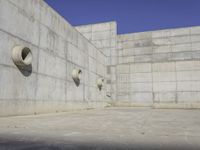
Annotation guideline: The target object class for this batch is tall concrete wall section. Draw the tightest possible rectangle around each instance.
[1,0,200,116]
[76,22,118,101]
[116,26,200,108]
[0,0,108,116]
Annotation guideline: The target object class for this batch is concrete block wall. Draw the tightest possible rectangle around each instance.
[0,0,108,116]
[116,26,200,108]
[1,0,200,116]
[76,22,118,101]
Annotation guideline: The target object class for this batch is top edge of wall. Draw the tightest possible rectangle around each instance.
[118,25,200,37]
[74,21,117,27]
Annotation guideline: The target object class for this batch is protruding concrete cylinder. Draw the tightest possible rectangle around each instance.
[72,69,82,83]
[97,78,104,91]
[12,46,32,66]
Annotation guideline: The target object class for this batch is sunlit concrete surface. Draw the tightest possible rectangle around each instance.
[0,108,200,150]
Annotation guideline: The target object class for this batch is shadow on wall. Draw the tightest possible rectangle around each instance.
[74,78,80,87]
[16,64,32,77]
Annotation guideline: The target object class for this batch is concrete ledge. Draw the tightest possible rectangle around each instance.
[0,101,109,117]
[112,101,200,109]
[153,103,200,109]
[112,101,153,107]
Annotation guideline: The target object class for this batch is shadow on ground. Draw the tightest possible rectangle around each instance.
[0,137,198,150]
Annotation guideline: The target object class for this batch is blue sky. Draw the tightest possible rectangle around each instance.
[45,0,200,34]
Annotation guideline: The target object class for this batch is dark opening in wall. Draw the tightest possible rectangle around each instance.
[72,69,82,87]
[12,46,32,77]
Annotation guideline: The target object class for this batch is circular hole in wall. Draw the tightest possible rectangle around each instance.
[12,46,32,76]
[72,69,82,87]
[12,46,32,66]
[97,78,104,91]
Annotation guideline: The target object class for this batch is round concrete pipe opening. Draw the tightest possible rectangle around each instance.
[12,46,32,66]
[97,78,104,91]
[72,69,82,86]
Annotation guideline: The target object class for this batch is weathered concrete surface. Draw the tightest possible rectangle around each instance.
[0,0,109,116]
[1,0,200,117]
[116,27,200,107]
[0,108,200,149]
[76,22,200,108]
[76,22,118,100]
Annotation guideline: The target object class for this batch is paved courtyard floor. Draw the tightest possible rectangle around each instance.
[0,107,200,150]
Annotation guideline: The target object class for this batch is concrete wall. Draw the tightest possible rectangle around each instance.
[0,0,109,116]
[76,22,118,101]
[1,0,200,116]
[116,26,200,108]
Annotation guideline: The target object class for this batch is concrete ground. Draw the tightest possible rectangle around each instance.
[0,108,200,150]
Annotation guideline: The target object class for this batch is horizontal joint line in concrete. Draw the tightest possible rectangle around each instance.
[0,28,40,49]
